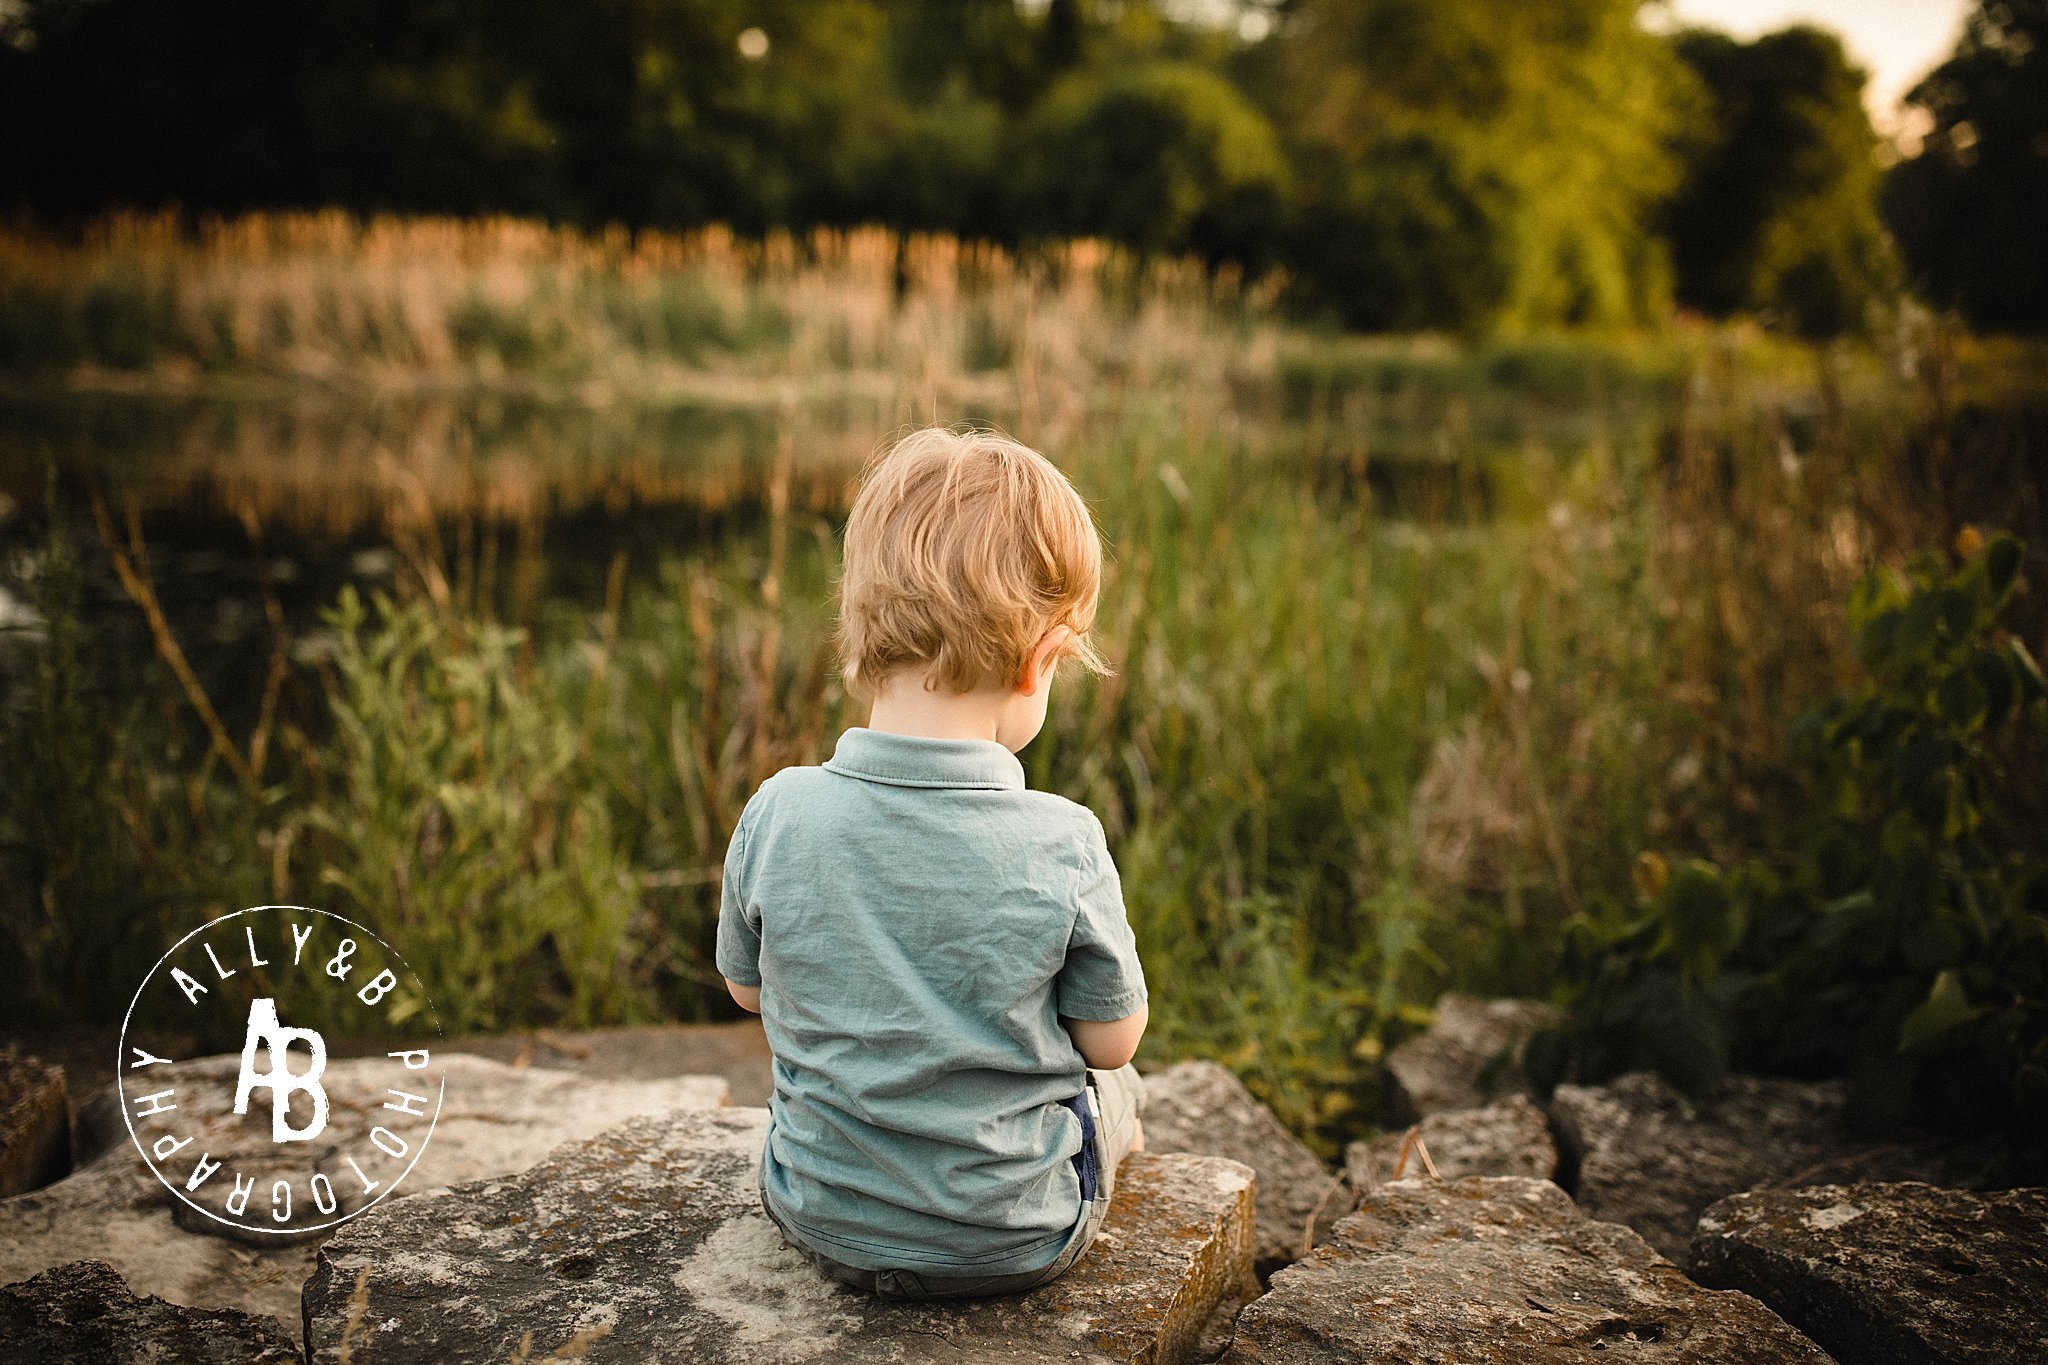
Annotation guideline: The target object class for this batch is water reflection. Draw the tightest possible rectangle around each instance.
[0,391,891,536]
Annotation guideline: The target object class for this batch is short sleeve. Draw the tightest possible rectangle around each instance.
[1054,817,1148,1021]
[714,802,762,987]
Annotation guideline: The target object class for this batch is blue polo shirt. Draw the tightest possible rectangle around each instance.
[715,726,1148,1275]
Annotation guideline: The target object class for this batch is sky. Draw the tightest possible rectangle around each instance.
[1655,0,1973,134]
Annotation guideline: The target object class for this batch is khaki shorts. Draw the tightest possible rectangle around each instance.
[761,1063,1147,1301]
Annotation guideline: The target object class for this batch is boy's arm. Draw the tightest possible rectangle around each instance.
[1062,1002,1147,1069]
[715,802,766,1014]
[1054,815,1149,1068]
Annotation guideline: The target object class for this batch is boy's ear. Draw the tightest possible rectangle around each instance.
[1018,624,1073,695]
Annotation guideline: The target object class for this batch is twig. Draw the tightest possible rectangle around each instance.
[1390,1127,1440,1181]
[534,1029,594,1060]
[1768,1142,1930,1190]
[1299,1173,1354,1258]
[236,500,292,784]
[335,1263,371,1365]
[89,488,258,789]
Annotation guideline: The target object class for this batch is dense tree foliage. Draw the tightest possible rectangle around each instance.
[1269,0,1692,331]
[1664,26,1896,337]
[0,0,897,229]
[0,0,2030,334]
[1014,61,1289,264]
[1884,0,2048,332]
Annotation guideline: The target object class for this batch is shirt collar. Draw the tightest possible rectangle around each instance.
[822,726,1026,791]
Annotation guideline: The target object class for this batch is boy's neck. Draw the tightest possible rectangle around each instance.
[865,676,1008,743]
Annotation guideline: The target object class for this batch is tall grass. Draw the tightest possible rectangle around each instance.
[0,211,1280,421]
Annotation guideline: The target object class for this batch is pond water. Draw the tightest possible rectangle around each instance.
[0,382,1656,725]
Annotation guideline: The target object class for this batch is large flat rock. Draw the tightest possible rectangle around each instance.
[1141,1060,1341,1276]
[0,1052,727,1330]
[1383,994,1563,1124]
[1549,1071,1912,1268]
[0,1258,301,1363]
[303,1105,1259,1364]
[1347,1093,1557,1188]
[1692,1180,2048,1365]
[1221,1175,1833,1363]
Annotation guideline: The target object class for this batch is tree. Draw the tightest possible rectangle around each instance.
[1269,0,1691,333]
[844,74,1010,238]
[1013,61,1290,265]
[878,0,1044,114]
[1285,132,1514,331]
[0,0,899,232]
[1884,0,2048,332]
[1663,26,1895,338]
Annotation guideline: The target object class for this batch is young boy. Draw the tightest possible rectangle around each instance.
[715,424,1150,1301]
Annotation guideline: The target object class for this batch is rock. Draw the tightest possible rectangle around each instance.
[1346,1093,1557,1188]
[1221,1175,1834,1363]
[0,1046,72,1197]
[0,1052,728,1331]
[0,1258,301,1363]
[1383,994,1563,1123]
[1548,1071,1915,1268]
[303,1106,1260,1364]
[444,1019,776,1107]
[142,1050,728,1243]
[1141,1060,1342,1276]
[1692,1180,2048,1365]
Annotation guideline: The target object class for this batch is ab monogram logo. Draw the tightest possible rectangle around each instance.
[117,906,447,1237]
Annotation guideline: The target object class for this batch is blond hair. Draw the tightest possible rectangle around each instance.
[835,425,1111,700]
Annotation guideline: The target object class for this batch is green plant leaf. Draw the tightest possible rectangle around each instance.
[1857,607,1901,670]
[1936,668,1987,731]
[1982,534,2023,603]
[2010,638,2046,695]
[1656,858,1739,973]
[1897,969,1984,1053]
[1973,649,2018,729]
[1932,587,1975,646]
[1847,567,1908,635]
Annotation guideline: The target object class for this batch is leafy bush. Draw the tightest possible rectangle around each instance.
[1529,532,2048,1139]
[301,588,647,1034]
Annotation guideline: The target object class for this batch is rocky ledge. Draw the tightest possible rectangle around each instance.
[1693,1180,2048,1365]
[5,1009,2042,1365]
[1223,1175,1833,1363]
[0,1259,301,1364]
[1381,994,1563,1123]
[1549,1070,1951,1269]
[302,1105,1258,1364]
[1141,1060,1344,1278]
[0,1052,728,1329]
